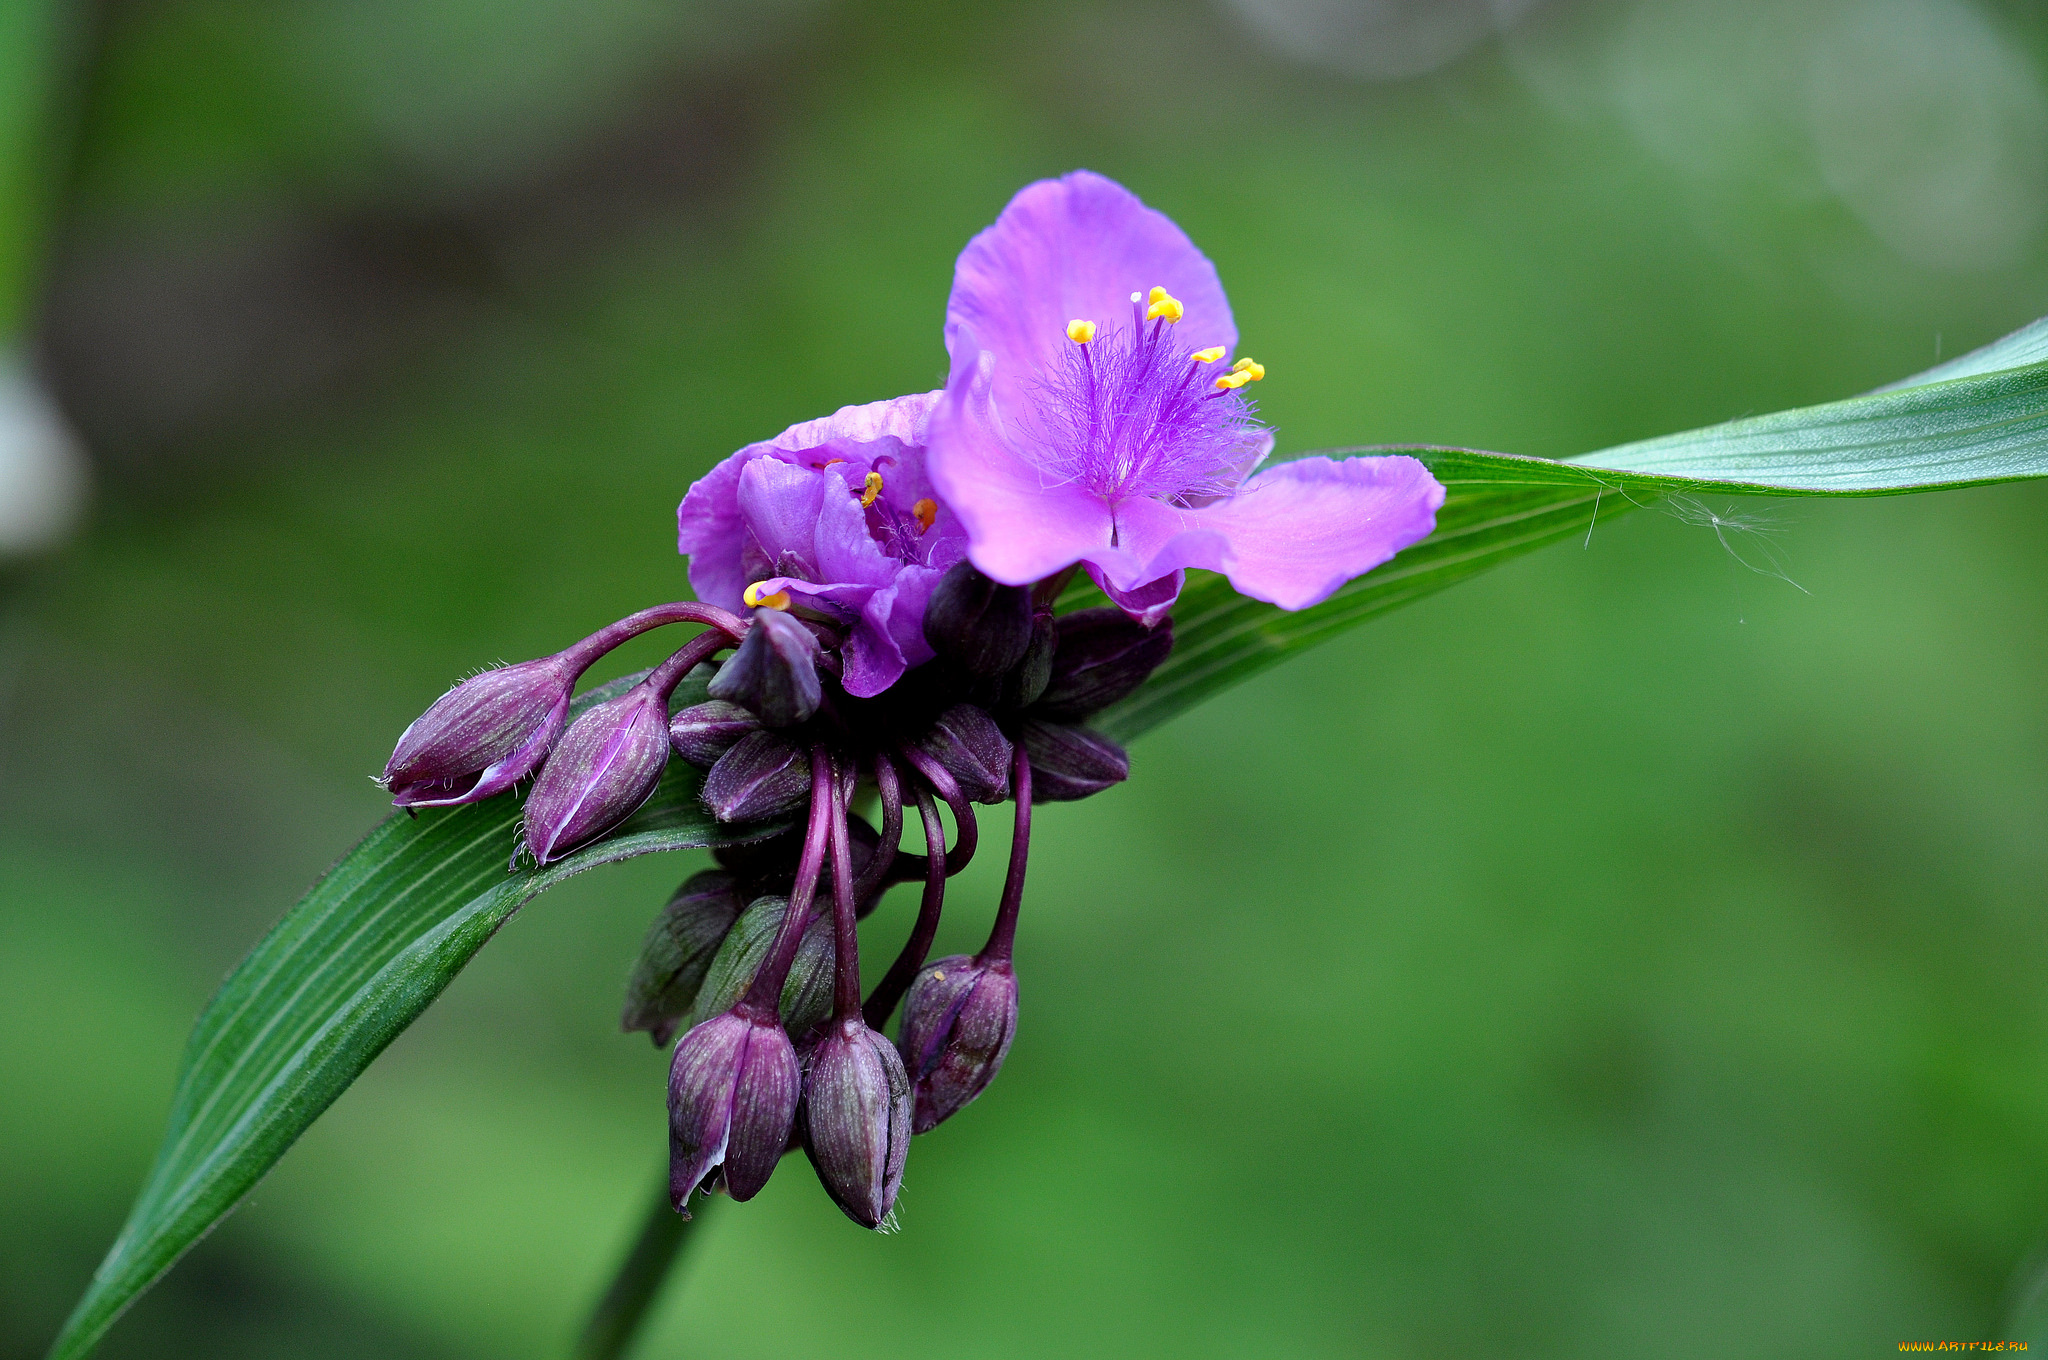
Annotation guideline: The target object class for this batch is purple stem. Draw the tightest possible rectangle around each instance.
[978,746,1032,964]
[739,746,833,1016]
[895,744,978,877]
[862,783,948,1031]
[852,755,902,906]
[560,601,749,676]
[826,753,863,1022]
[642,628,732,703]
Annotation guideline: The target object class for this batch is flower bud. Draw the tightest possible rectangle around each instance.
[668,1008,801,1209]
[1018,719,1129,803]
[689,895,835,1035]
[668,700,761,767]
[922,560,1033,678]
[707,608,822,727]
[701,730,810,823]
[1034,608,1174,720]
[908,703,1012,804]
[896,955,1018,1133]
[520,687,670,865]
[622,871,746,1046]
[383,655,575,807]
[997,610,1057,710]
[802,1018,912,1229]
[713,815,881,901]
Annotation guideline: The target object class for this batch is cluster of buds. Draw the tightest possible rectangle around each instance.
[383,561,1170,1229]
[378,601,754,867]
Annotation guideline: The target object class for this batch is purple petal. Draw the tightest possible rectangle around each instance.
[1191,455,1445,610]
[944,171,1236,426]
[679,391,944,610]
[736,458,828,583]
[927,348,1120,585]
[1085,564,1184,627]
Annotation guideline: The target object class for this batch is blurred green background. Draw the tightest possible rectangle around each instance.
[4,0,2048,1355]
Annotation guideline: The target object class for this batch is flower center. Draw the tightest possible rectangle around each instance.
[807,457,942,566]
[1027,285,1267,536]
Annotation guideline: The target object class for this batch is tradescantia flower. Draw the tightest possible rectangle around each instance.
[677,393,967,697]
[929,170,1445,623]
[381,169,1450,1238]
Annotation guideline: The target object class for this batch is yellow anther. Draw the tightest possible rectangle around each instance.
[1145,285,1184,323]
[742,582,792,610]
[1066,318,1097,344]
[1190,346,1226,364]
[912,498,937,534]
[861,470,884,507]
[1213,370,1253,391]
[1230,357,1265,381]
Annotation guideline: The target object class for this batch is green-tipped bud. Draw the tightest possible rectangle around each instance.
[689,895,836,1036]
[622,871,747,1046]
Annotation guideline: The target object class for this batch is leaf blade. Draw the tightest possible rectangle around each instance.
[1101,348,2048,741]
[52,674,775,1360]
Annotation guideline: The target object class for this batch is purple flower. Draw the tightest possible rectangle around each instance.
[928,171,1445,622]
[678,393,968,697]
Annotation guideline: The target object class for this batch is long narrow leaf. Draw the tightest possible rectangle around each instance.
[51,672,778,1360]
[1101,334,2048,742]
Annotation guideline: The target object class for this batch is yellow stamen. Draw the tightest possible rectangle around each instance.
[1066,318,1097,344]
[861,470,883,507]
[912,498,937,534]
[1213,370,1253,391]
[1230,357,1265,381]
[742,582,792,610]
[1144,285,1184,323]
[1190,346,1225,364]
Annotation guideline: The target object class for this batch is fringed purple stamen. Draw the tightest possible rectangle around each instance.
[1027,313,1263,507]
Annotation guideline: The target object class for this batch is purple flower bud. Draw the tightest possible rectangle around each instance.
[896,954,1018,1133]
[908,703,1012,804]
[520,686,671,865]
[923,559,1034,678]
[707,608,822,727]
[997,609,1057,710]
[668,699,761,767]
[622,871,746,1046]
[1017,719,1129,803]
[668,1007,801,1209]
[802,1017,912,1229]
[701,730,811,823]
[382,655,576,807]
[1034,608,1174,720]
[689,895,836,1035]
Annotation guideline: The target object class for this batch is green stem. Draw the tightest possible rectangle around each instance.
[573,1179,714,1360]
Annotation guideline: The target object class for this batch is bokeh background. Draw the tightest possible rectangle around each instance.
[4,0,2048,1355]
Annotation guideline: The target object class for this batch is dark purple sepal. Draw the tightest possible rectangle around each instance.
[909,703,1012,805]
[997,610,1057,710]
[707,608,822,727]
[383,655,576,807]
[520,686,671,865]
[622,871,746,1046]
[668,700,761,768]
[1034,608,1174,720]
[667,1007,801,1211]
[922,559,1034,678]
[802,1016,913,1229]
[701,730,811,823]
[896,954,1018,1133]
[1018,719,1129,803]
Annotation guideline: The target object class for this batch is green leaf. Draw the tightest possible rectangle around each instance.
[1099,326,2048,743]
[51,671,779,1360]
